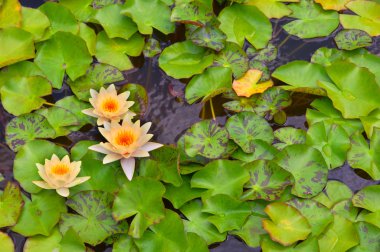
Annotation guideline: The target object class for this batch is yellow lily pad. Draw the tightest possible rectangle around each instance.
[232,69,273,97]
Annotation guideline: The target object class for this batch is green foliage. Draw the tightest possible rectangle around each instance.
[0,183,24,228]
[0,232,14,252]
[334,29,372,50]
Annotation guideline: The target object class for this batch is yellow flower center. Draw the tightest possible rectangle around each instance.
[101,98,119,113]
[51,163,70,175]
[115,130,136,146]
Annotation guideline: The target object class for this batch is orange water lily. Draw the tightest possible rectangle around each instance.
[233,69,273,97]
[82,84,135,125]
[32,154,90,197]
[89,116,163,180]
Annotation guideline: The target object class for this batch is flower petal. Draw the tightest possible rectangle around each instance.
[141,122,152,134]
[121,158,135,180]
[89,144,113,155]
[56,187,70,197]
[140,142,163,152]
[66,176,91,188]
[90,89,98,98]
[33,180,54,189]
[82,108,97,117]
[131,149,150,157]
[103,153,123,164]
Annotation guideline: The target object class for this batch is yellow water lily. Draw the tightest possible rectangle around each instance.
[82,84,135,126]
[89,116,163,180]
[232,69,274,97]
[32,154,90,197]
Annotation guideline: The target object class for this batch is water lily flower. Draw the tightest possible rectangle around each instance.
[32,154,90,197]
[233,69,273,97]
[89,116,163,180]
[82,84,135,126]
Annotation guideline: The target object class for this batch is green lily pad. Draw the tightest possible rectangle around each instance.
[223,97,257,113]
[120,83,148,115]
[318,214,359,252]
[274,144,328,198]
[13,140,68,193]
[61,191,126,246]
[218,3,272,49]
[226,112,274,153]
[135,210,187,252]
[180,200,226,245]
[312,180,353,209]
[171,0,213,26]
[306,121,350,169]
[352,185,380,212]
[340,1,380,36]
[185,233,209,252]
[348,128,380,180]
[112,177,166,238]
[0,0,21,28]
[159,40,214,79]
[214,42,249,79]
[5,113,55,152]
[357,210,380,229]
[261,235,320,251]
[231,139,278,163]
[283,0,339,39]
[58,0,95,22]
[143,38,161,57]
[68,63,124,101]
[262,202,311,246]
[310,47,359,67]
[35,31,92,88]
[360,109,380,138]
[0,232,14,252]
[113,234,137,252]
[191,160,249,199]
[334,29,372,50]
[11,190,66,236]
[242,160,292,201]
[184,120,229,159]
[348,52,380,84]
[246,42,277,63]
[253,88,292,118]
[0,182,24,228]
[243,0,297,19]
[331,200,359,222]
[21,7,50,41]
[273,127,306,150]
[35,107,79,137]
[189,22,227,51]
[0,27,35,68]
[185,66,232,104]
[350,222,380,252]
[78,23,96,56]
[121,0,175,35]
[231,214,267,248]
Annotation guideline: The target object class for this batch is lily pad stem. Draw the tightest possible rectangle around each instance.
[44,101,55,106]
[277,34,291,49]
[210,98,216,121]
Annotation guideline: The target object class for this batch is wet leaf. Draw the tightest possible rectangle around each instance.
[262,202,311,246]
[184,120,229,159]
[191,160,249,199]
[68,63,124,101]
[189,22,226,51]
[218,3,272,49]
[214,42,248,78]
[352,185,380,212]
[120,83,148,115]
[273,127,306,150]
[312,180,353,209]
[21,7,50,41]
[232,69,273,98]
[121,0,175,35]
[241,160,292,201]
[35,32,92,88]
[334,29,372,50]
[0,0,21,28]
[13,140,68,193]
[315,0,352,11]
[5,113,55,152]
[61,191,126,246]
[11,190,66,236]
[159,40,214,79]
[283,0,339,39]
[0,27,35,68]
[164,176,204,209]
[143,38,161,57]
[274,144,328,198]
[35,107,79,137]
[231,214,267,248]
[0,183,24,228]
[350,222,380,252]
[253,88,292,118]
[306,121,351,169]
[0,232,14,252]
[185,66,232,104]
[360,109,380,138]
[112,177,166,238]
[180,200,226,244]
[171,0,214,26]
[340,1,380,36]
[243,0,297,19]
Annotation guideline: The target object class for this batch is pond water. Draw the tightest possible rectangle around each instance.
[1,0,379,251]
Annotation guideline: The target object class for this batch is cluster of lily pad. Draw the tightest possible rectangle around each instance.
[1,0,380,251]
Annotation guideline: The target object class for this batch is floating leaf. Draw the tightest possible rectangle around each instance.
[262,202,311,246]
[185,66,232,104]
[253,88,292,118]
[159,40,214,79]
[0,0,21,28]
[143,38,161,57]
[332,200,358,222]
[112,177,166,238]
[352,185,380,212]
[35,31,92,88]
[231,215,267,248]
[334,29,372,50]
[311,47,357,67]
[121,0,175,35]
[164,176,204,209]
[218,3,272,49]
[184,120,229,159]
[261,235,320,251]
[274,144,328,198]
[0,232,14,252]
[246,42,277,63]
[78,23,97,56]
[189,22,226,51]
[21,7,50,41]
[171,0,214,26]
[348,52,380,84]
[242,160,291,201]
[11,190,66,236]
[191,160,249,199]
[283,0,339,39]
[120,83,148,115]
[350,222,380,252]
[61,191,126,246]
[58,0,95,22]
[226,112,274,153]
[113,234,137,252]
[231,139,278,163]
[360,109,380,138]
[36,107,79,137]
[5,113,55,152]
[214,42,248,79]
[315,0,352,11]
[68,63,124,101]
[273,127,306,150]
[185,233,209,252]
[243,0,297,19]
[312,180,353,209]
[0,182,24,228]
[222,97,257,113]
[232,69,273,98]
[13,140,68,193]
[0,27,35,68]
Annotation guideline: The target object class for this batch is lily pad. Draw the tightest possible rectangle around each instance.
[243,0,297,19]
[143,38,162,57]
[226,112,274,153]
[112,177,166,238]
[360,109,380,138]
[58,0,94,22]
[253,88,292,118]
[61,191,126,246]
[352,185,380,212]
[214,42,248,79]
[312,180,353,209]
[5,113,56,152]
[274,144,328,198]
[232,140,278,163]
[0,182,24,228]
[261,235,320,251]
[262,202,311,246]
[0,232,14,252]
[171,0,214,26]
[241,160,292,201]
[184,120,229,159]
[120,83,148,115]
[246,42,277,63]
[35,107,79,137]
[21,7,50,41]
[189,22,226,51]
[350,222,380,252]
[314,0,352,11]
[159,40,214,79]
[334,29,372,50]
[0,0,22,28]
[231,214,267,248]
[273,127,306,150]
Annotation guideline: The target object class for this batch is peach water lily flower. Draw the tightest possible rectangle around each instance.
[32,154,90,197]
[82,84,135,126]
[89,116,163,180]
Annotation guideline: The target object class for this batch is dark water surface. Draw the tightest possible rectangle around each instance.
[1,0,379,251]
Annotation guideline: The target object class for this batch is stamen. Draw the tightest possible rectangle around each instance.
[115,130,135,146]
[51,163,70,175]
[101,98,119,112]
